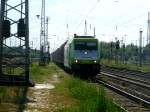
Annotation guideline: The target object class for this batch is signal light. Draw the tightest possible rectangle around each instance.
[116,40,120,49]
[18,19,26,37]
[2,20,11,37]
[122,44,125,49]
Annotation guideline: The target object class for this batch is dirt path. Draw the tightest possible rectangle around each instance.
[0,68,73,112]
[24,74,63,112]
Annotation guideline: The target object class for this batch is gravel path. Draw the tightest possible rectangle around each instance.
[24,74,64,112]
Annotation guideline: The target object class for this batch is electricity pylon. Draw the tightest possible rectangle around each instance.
[39,0,46,66]
[0,0,33,86]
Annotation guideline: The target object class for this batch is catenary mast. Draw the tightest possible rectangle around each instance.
[0,0,33,86]
[39,0,46,65]
[147,12,150,45]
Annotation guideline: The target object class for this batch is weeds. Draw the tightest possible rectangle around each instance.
[30,62,56,82]
[101,59,150,72]
[59,77,123,112]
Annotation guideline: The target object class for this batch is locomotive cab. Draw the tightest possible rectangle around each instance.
[71,37,100,75]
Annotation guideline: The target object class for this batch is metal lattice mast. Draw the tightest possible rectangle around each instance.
[0,0,31,85]
[46,17,49,52]
[84,20,87,35]
[147,12,150,45]
[25,0,30,81]
[94,27,95,37]
[46,17,50,63]
[39,0,46,65]
[139,29,143,67]
[0,0,5,74]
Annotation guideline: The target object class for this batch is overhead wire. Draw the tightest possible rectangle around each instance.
[73,0,101,33]
[96,12,148,39]
[46,0,149,44]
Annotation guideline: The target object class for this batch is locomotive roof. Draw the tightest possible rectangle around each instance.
[74,36,95,38]
[65,35,98,45]
[73,34,95,38]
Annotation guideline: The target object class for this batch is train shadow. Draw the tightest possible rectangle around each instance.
[16,87,28,112]
[0,86,29,112]
[53,62,97,81]
[73,72,96,80]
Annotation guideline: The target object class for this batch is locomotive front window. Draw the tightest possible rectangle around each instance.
[75,42,97,50]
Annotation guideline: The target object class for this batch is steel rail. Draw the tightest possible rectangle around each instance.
[100,72,150,90]
[101,70,150,86]
[95,77,150,108]
[101,65,150,78]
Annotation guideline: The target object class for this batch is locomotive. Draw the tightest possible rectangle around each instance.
[51,34,101,77]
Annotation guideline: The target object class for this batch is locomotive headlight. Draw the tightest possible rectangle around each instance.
[84,51,88,54]
[94,60,97,63]
[75,60,78,63]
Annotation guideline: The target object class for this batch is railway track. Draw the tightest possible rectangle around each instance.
[101,66,150,100]
[101,65,150,82]
[100,72,150,101]
[95,68,150,112]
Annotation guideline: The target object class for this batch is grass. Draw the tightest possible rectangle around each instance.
[0,63,57,111]
[101,59,150,72]
[2,67,25,75]
[30,62,57,82]
[56,75,124,112]
[0,63,125,112]
[0,63,54,102]
[30,63,124,112]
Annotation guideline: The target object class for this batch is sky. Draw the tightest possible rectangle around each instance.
[29,0,150,51]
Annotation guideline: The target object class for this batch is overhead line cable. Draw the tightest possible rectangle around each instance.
[73,0,101,32]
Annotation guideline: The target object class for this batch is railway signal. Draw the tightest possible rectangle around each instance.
[110,41,113,60]
[116,40,120,50]
[122,43,126,64]
[2,20,11,37]
[115,40,120,64]
[139,29,143,67]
